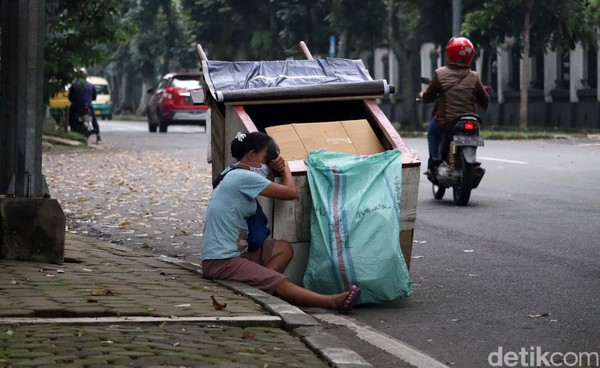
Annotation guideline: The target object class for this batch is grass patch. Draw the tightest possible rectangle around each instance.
[112,114,146,122]
[394,122,592,140]
[480,128,592,140]
[43,126,87,143]
[480,130,558,140]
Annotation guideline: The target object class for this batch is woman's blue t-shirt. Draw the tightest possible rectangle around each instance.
[201,168,271,260]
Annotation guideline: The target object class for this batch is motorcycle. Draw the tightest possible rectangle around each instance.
[72,104,94,139]
[419,77,486,206]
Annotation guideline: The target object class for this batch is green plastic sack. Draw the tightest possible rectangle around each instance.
[303,149,412,304]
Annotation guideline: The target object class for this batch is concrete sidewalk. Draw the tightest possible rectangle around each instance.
[0,234,371,367]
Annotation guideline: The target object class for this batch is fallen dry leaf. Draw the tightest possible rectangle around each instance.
[210,295,227,310]
[242,331,255,340]
[90,288,114,296]
[42,149,212,263]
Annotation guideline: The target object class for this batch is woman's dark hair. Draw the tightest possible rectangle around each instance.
[230,132,278,161]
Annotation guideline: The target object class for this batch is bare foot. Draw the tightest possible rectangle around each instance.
[334,285,361,313]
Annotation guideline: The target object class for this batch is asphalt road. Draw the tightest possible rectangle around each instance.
[49,120,600,367]
[322,136,600,367]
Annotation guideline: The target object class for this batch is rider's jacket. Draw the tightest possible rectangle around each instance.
[421,64,489,125]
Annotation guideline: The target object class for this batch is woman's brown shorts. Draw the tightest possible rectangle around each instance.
[201,239,288,294]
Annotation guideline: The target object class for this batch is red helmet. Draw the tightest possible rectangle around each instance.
[446,37,475,65]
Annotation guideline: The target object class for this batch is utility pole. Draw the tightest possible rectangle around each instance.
[0,0,65,263]
[452,0,462,36]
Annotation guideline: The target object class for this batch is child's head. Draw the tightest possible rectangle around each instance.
[231,132,279,163]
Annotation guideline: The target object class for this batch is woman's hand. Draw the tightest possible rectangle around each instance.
[269,155,286,173]
[262,155,296,200]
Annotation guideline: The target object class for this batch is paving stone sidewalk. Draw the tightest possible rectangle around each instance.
[0,234,370,367]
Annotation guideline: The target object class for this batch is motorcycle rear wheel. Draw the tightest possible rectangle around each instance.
[453,153,473,206]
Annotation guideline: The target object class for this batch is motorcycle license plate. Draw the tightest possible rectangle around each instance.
[454,135,484,146]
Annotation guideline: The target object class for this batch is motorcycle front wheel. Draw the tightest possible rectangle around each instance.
[432,183,446,199]
[453,152,473,206]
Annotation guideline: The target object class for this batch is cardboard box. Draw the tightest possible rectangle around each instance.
[265,119,384,160]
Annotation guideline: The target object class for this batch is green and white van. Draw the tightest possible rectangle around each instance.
[88,76,112,120]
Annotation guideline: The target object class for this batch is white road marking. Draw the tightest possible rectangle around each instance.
[479,156,528,165]
[578,143,600,147]
[313,313,449,368]
[100,121,205,133]
[100,122,147,132]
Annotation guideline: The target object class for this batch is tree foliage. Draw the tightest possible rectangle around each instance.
[44,0,599,121]
[463,0,597,54]
[45,0,122,100]
[463,0,598,129]
[329,0,387,56]
[180,0,333,60]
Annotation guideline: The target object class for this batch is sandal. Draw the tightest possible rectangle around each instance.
[339,286,361,314]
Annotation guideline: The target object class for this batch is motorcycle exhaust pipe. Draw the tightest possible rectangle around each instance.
[472,166,485,189]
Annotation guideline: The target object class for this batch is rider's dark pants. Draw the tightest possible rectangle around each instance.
[427,117,444,165]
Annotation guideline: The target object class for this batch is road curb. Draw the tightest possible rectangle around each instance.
[157,256,372,368]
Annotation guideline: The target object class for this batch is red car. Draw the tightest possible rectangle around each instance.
[146,73,208,133]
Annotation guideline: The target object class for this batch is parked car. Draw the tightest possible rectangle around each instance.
[146,73,208,133]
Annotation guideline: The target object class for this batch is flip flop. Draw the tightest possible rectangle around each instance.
[339,286,361,314]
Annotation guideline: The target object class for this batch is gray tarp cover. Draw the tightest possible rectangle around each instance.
[201,58,391,103]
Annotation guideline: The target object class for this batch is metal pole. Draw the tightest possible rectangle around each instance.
[452,0,462,36]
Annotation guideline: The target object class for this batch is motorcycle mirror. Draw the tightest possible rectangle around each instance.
[421,77,431,85]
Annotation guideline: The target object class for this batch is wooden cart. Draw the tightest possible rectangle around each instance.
[195,42,420,285]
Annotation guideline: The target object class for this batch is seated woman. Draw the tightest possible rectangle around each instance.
[201,131,360,313]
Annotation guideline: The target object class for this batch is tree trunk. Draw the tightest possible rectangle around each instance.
[116,72,139,115]
[136,75,156,116]
[388,0,423,130]
[394,47,421,129]
[519,0,534,130]
[338,30,348,58]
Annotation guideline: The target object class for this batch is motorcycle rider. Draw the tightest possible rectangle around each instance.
[419,37,489,173]
[68,68,102,144]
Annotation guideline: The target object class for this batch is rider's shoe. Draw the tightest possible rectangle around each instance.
[424,158,442,183]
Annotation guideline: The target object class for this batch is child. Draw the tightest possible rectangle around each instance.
[201,131,360,313]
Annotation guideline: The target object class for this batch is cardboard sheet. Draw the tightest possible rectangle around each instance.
[262,125,308,160]
[265,119,384,161]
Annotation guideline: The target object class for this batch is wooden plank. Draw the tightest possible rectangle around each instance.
[271,176,311,243]
[363,100,421,167]
[400,166,420,231]
[210,105,226,179]
[283,241,311,285]
[400,230,414,271]
[224,105,259,169]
